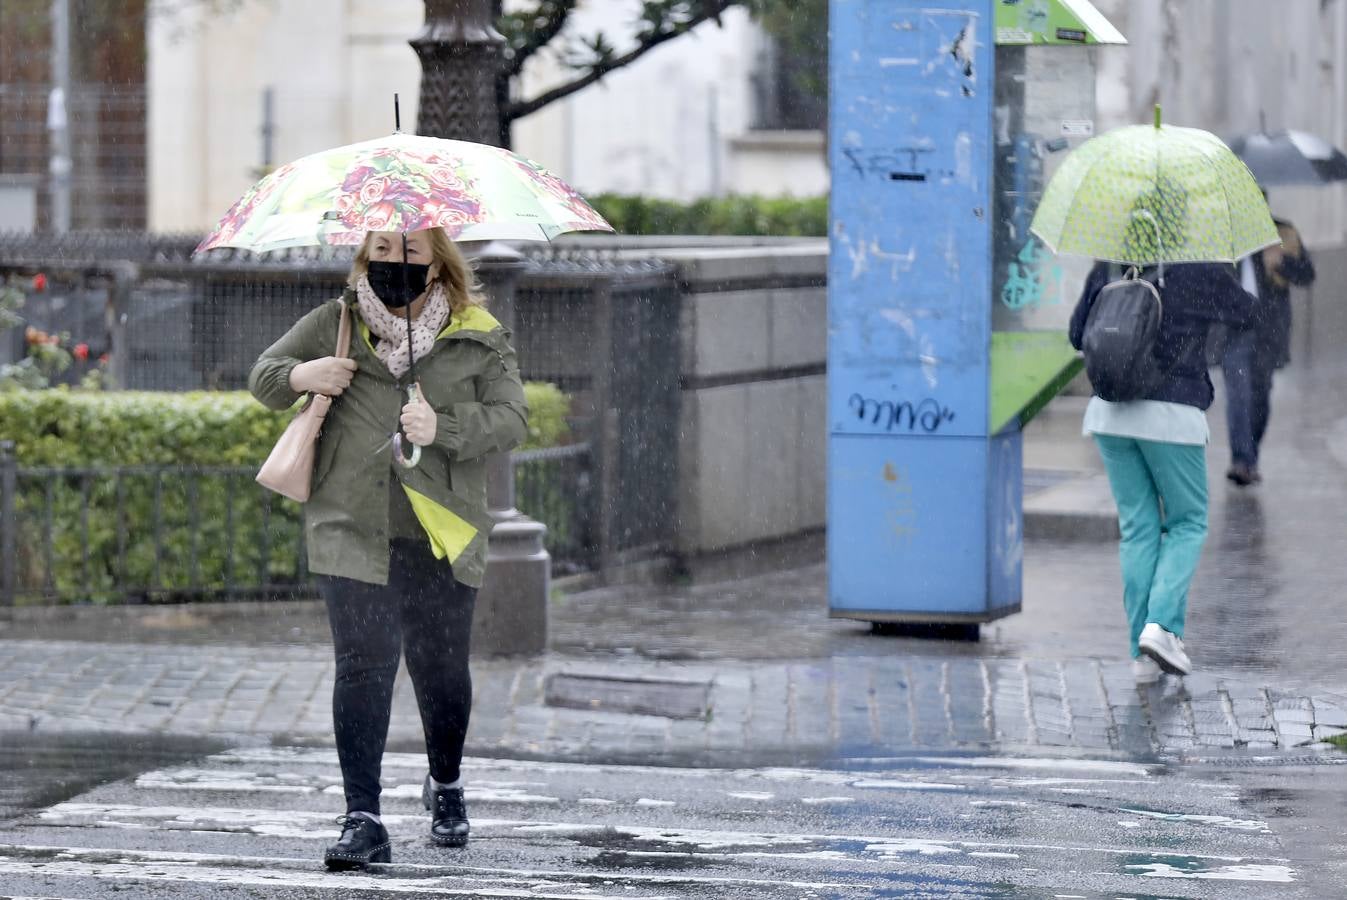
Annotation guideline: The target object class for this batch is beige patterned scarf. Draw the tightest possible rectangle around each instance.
[354,275,450,379]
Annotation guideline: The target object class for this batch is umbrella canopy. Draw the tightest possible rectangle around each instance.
[1225,129,1347,186]
[195,132,613,254]
[1030,118,1279,266]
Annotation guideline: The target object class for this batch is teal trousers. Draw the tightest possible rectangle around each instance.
[1093,435,1209,658]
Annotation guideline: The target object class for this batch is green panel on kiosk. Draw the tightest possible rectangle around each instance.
[989,331,1083,435]
[994,0,1126,46]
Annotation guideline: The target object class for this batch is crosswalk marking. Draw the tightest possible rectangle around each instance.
[0,858,677,899]
[134,769,564,804]
[33,799,1288,867]
[0,745,1304,897]
[135,747,1177,796]
[0,844,858,893]
[218,746,1163,782]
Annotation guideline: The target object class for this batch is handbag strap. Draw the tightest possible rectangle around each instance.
[334,300,352,359]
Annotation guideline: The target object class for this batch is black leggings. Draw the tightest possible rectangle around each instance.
[318,539,476,816]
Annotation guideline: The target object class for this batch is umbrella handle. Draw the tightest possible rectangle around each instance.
[393,383,422,469]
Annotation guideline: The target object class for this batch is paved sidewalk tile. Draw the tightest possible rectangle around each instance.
[6,638,1347,767]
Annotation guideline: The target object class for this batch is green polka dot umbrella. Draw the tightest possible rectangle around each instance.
[1030,115,1278,266]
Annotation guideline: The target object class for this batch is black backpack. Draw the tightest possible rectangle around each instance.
[1081,266,1165,402]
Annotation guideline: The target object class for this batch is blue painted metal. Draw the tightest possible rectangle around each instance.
[987,429,1024,611]
[829,0,993,440]
[829,436,991,616]
[828,0,1022,623]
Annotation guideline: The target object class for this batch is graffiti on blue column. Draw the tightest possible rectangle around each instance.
[849,393,956,433]
[841,146,954,183]
[1000,239,1064,310]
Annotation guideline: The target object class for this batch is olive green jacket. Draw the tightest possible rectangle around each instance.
[248,290,528,588]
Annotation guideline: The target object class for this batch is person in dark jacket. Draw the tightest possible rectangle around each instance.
[1221,217,1315,485]
[1070,262,1258,683]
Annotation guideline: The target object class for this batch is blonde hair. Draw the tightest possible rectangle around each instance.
[349,227,485,316]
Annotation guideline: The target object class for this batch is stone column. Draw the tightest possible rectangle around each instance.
[411,0,504,144]
[468,241,550,655]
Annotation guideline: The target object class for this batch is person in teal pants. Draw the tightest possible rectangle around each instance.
[1093,436,1207,664]
[1070,262,1259,683]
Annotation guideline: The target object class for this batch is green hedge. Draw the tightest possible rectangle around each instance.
[1,383,569,466]
[520,382,569,452]
[589,193,827,237]
[0,384,570,604]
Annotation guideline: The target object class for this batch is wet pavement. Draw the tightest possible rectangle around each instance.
[2,361,1346,896]
[545,359,1347,707]
[2,367,1347,767]
[2,740,1343,897]
[0,733,223,822]
[3,639,1346,772]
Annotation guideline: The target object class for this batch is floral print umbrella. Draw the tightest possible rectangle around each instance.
[195,132,613,254]
[1030,115,1278,266]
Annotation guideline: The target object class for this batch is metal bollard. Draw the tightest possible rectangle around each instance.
[1,440,16,606]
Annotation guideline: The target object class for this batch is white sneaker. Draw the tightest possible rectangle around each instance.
[1131,655,1162,685]
[1138,623,1191,676]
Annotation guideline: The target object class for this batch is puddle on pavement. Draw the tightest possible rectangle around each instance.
[562,823,973,865]
[1240,785,1304,818]
[0,843,261,874]
[1115,804,1269,833]
[0,731,225,822]
[553,820,1297,892]
[581,848,732,872]
[1117,852,1295,883]
[578,840,1024,897]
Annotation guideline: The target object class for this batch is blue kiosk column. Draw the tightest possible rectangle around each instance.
[827,0,1016,625]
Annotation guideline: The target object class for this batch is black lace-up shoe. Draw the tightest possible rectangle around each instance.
[323,814,391,870]
[422,775,470,847]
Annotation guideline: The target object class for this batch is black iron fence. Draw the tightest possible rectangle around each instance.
[0,440,596,606]
[512,443,595,577]
[0,455,305,606]
[0,234,681,597]
[513,260,682,566]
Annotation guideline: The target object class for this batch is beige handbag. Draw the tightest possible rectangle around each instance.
[256,302,352,503]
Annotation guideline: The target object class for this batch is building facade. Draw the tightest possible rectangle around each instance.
[145,0,828,233]
[4,1,1343,244]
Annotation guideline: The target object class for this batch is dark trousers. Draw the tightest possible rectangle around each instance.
[318,539,476,816]
[1222,330,1275,468]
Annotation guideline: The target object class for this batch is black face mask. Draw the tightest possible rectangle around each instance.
[366,260,429,309]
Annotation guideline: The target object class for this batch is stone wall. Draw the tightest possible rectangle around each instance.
[653,242,829,558]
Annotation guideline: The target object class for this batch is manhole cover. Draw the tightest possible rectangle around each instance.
[544,673,710,720]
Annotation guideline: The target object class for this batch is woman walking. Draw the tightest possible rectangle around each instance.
[1069,262,1257,684]
[248,227,527,869]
